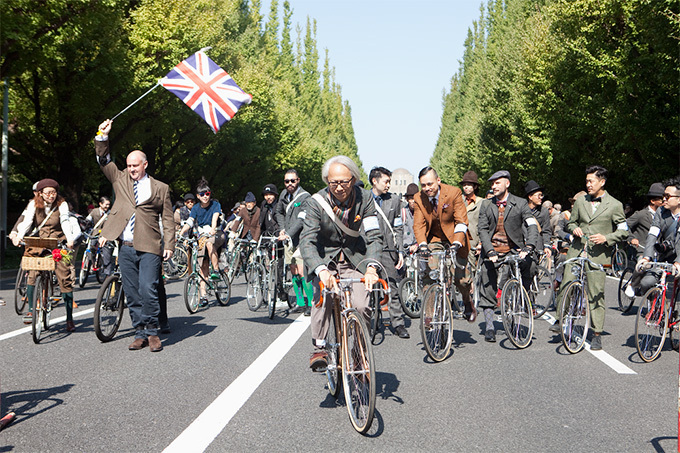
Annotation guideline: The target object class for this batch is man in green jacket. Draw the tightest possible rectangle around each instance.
[549,165,628,350]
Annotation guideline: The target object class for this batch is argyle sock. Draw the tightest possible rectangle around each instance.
[26,285,35,313]
[63,292,74,322]
[484,308,495,332]
[292,275,305,307]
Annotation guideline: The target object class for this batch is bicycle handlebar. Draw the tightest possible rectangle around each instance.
[554,255,605,273]
[317,278,389,308]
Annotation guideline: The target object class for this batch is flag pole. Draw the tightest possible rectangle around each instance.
[111,81,161,121]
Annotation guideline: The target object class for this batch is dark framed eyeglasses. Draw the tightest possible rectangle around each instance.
[284,178,298,184]
[663,193,679,200]
[198,191,211,197]
[328,179,353,189]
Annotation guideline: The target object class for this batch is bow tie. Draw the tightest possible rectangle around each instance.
[496,200,507,207]
[591,197,602,203]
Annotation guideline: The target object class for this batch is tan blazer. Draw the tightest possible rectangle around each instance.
[95,139,175,256]
[413,183,470,259]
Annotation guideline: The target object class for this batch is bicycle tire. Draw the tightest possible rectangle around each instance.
[398,277,421,318]
[472,263,483,312]
[246,263,265,311]
[342,310,376,434]
[531,265,554,319]
[559,280,590,354]
[611,248,627,278]
[95,253,107,284]
[500,279,533,349]
[617,267,636,313]
[78,254,91,288]
[32,276,46,344]
[14,267,28,315]
[266,259,277,319]
[215,272,231,306]
[93,274,126,342]
[326,309,342,398]
[369,291,382,345]
[420,284,453,362]
[184,274,201,314]
[163,246,189,280]
[635,287,667,362]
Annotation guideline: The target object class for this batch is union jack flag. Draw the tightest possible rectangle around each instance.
[160,51,252,133]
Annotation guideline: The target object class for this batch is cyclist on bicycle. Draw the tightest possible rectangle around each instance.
[633,177,680,293]
[299,155,382,372]
[413,167,475,322]
[231,192,261,241]
[549,166,628,350]
[478,171,539,342]
[179,178,225,306]
[369,166,409,339]
[85,196,114,278]
[275,170,314,315]
[11,178,80,331]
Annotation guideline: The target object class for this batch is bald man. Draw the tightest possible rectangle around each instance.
[95,119,175,352]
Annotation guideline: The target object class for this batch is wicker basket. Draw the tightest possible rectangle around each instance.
[21,256,56,271]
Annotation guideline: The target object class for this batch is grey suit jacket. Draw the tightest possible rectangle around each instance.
[478,193,539,257]
[566,191,628,265]
[370,192,403,263]
[299,186,383,277]
[95,138,175,256]
[644,207,679,261]
[274,186,310,247]
[627,207,654,244]
[531,205,552,250]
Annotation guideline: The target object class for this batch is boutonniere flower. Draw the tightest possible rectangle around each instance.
[354,214,362,222]
[293,202,301,208]
[442,203,450,210]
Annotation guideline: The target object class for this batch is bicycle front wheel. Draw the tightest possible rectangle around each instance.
[266,261,277,319]
[369,291,383,345]
[14,267,28,315]
[215,272,231,306]
[559,280,590,354]
[531,265,554,319]
[635,287,667,362]
[183,274,201,314]
[420,284,453,362]
[501,279,533,348]
[326,308,341,398]
[342,310,376,434]
[398,277,421,318]
[95,254,107,284]
[617,267,636,313]
[611,248,627,277]
[246,263,265,311]
[78,254,91,288]
[94,274,125,342]
[32,276,47,344]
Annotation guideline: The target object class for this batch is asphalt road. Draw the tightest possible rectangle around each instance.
[0,272,677,452]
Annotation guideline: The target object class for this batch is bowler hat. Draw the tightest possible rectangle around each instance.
[647,183,664,198]
[488,170,511,182]
[36,179,59,192]
[461,171,479,186]
[405,183,419,197]
[262,183,279,196]
[524,180,543,196]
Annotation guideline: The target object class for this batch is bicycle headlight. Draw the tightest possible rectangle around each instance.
[571,266,580,277]
[429,269,440,281]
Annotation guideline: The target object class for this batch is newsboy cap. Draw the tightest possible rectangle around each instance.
[487,170,511,182]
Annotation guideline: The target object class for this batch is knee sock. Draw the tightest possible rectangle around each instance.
[302,278,314,306]
[292,275,305,307]
[63,292,74,322]
[484,308,495,332]
[26,285,35,313]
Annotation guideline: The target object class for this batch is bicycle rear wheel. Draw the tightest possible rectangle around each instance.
[611,248,627,277]
[326,309,341,398]
[184,274,201,314]
[501,279,533,348]
[32,276,47,344]
[266,260,277,319]
[531,265,554,319]
[342,310,376,434]
[164,245,190,280]
[398,277,420,318]
[246,263,265,311]
[420,284,453,362]
[635,287,667,362]
[94,274,125,342]
[617,267,636,313]
[215,272,231,306]
[78,254,91,288]
[14,267,28,315]
[559,281,590,354]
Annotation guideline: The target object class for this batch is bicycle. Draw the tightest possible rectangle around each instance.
[634,262,680,362]
[319,275,384,434]
[77,231,108,288]
[256,235,296,319]
[224,238,255,284]
[93,242,126,342]
[397,250,423,318]
[555,249,604,354]
[20,237,64,344]
[609,242,628,278]
[530,251,556,319]
[617,265,637,313]
[14,264,29,315]
[183,234,231,313]
[163,235,191,280]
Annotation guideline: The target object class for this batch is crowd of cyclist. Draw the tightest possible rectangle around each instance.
[8,153,680,363]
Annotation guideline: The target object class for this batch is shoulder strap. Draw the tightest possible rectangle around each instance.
[92,212,108,231]
[373,200,396,245]
[285,190,308,214]
[30,207,56,236]
[312,193,359,238]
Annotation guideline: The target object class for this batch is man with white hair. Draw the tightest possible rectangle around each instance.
[299,155,383,371]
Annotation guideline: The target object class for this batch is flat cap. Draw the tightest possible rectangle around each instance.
[487,170,511,182]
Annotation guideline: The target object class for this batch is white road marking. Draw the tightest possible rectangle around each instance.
[163,314,311,453]
[541,312,637,375]
[0,307,95,342]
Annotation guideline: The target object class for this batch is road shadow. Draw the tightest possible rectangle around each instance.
[158,315,217,346]
[453,329,477,348]
[237,314,296,326]
[0,383,75,431]
[650,436,676,452]
[376,371,403,405]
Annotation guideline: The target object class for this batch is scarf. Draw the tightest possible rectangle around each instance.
[327,188,356,227]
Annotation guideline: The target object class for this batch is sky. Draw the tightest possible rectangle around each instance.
[285,0,484,178]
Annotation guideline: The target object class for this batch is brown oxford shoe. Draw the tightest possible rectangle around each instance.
[148,335,163,352]
[66,321,76,332]
[128,338,148,350]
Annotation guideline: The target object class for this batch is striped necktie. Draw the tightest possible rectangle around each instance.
[130,181,138,233]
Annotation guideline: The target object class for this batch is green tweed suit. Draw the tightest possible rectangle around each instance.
[561,192,628,332]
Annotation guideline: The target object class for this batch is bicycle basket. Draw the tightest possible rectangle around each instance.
[21,256,56,271]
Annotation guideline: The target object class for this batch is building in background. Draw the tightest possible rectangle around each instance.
[390,168,414,198]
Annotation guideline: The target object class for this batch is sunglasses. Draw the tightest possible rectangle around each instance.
[198,191,211,197]
[284,179,298,184]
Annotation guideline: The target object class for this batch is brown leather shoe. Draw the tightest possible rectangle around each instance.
[66,321,76,332]
[128,338,148,350]
[148,335,163,352]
